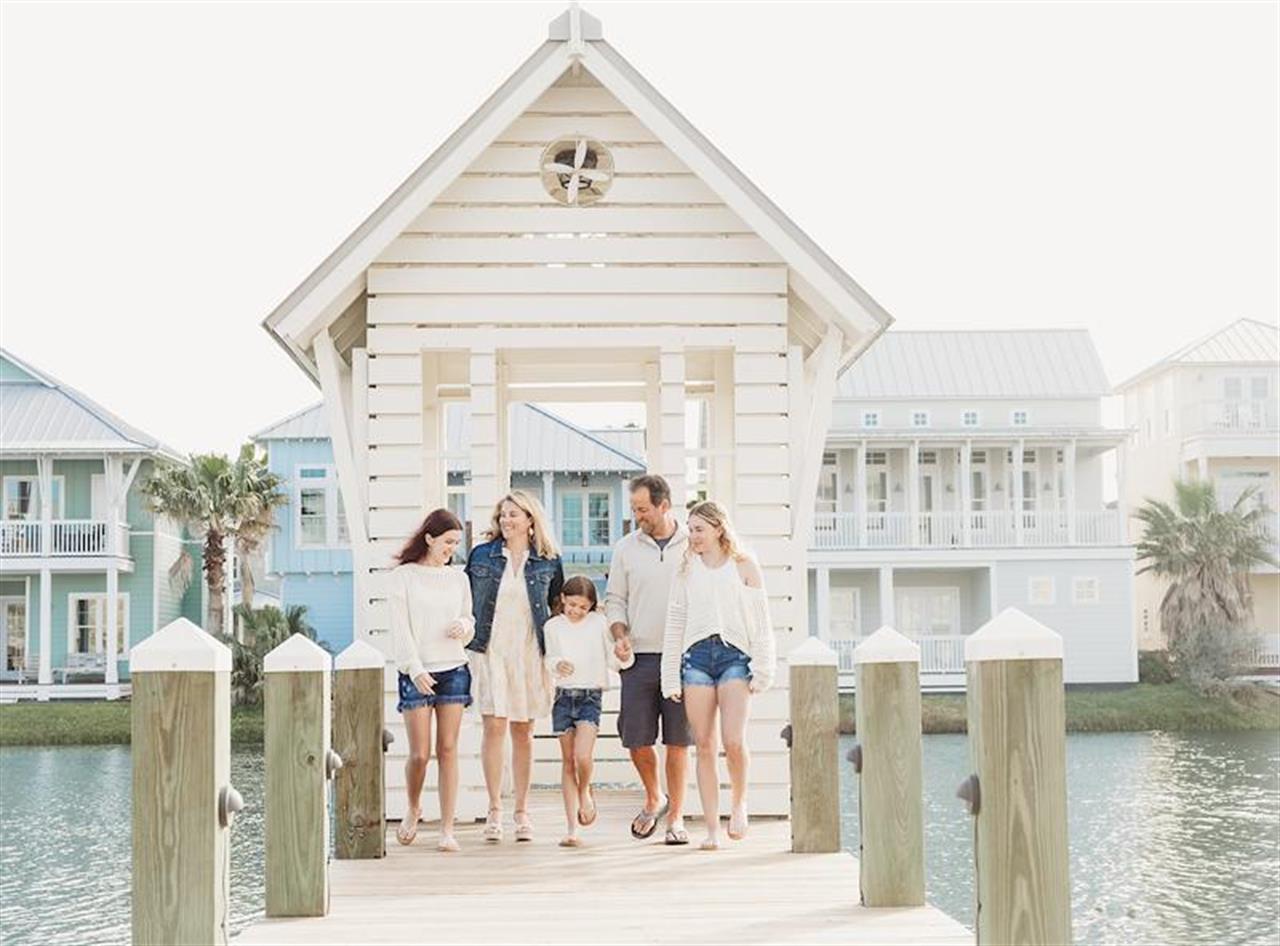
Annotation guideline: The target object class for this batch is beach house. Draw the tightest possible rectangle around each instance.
[0,349,203,700]
[807,330,1137,688]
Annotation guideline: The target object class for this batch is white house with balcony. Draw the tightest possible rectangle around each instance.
[0,349,203,700]
[1117,318,1279,667]
[807,329,1136,688]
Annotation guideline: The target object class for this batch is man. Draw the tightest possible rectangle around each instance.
[604,474,691,844]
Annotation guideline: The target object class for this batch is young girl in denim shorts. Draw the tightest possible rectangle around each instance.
[543,576,634,847]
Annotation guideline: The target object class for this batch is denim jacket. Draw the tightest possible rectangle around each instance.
[464,538,564,656]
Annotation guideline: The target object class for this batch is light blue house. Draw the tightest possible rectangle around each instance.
[253,402,644,653]
[0,349,204,700]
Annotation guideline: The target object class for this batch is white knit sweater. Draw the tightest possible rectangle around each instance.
[661,554,777,698]
[388,563,476,679]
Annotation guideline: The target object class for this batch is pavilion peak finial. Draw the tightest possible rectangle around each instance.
[548,3,603,54]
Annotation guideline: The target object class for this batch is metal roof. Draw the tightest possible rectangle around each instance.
[835,329,1111,400]
[0,349,184,459]
[1116,318,1279,390]
[255,402,646,475]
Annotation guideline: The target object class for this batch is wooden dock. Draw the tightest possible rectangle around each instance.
[233,789,970,945]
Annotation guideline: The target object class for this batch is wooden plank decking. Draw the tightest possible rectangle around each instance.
[234,790,970,945]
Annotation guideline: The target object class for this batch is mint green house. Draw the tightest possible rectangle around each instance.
[0,349,204,700]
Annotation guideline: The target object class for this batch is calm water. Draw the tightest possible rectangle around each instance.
[0,732,1277,945]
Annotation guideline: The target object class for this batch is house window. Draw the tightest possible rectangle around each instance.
[912,411,930,428]
[1011,410,1029,426]
[816,452,838,515]
[865,451,887,465]
[1250,377,1269,401]
[1006,449,1037,464]
[971,470,988,511]
[295,466,346,548]
[561,491,611,548]
[829,587,861,641]
[1072,577,1100,604]
[3,476,64,520]
[68,593,129,657]
[1223,377,1243,400]
[962,410,979,427]
[971,450,987,464]
[895,587,960,637]
[1028,577,1055,605]
[862,411,880,429]
[918,450,938,465]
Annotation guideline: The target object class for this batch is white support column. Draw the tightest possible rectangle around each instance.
[351,348,370,514]
[814,566,831,640]
[104,454,122,692]
[961,441,973,547]
[421,352,446,513]
[468,346,500,540]
[854,441,868,548]
[37,456,52,560]
[542,471,555,532]
[907,440,920,545]
[711,350,735,510]
[495,356,512,497]
[644,360,662,472]
[38,566,52,696]
[1115,442,1129,543]
[1064,440,1077,545]
[1196,454,1209,481]
[658,348,687,510]
[792,328,843,551]
[878,565,895,629]
[1013,439,1025,546]
[988,564,999,621]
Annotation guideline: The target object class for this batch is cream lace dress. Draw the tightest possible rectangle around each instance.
[471,548,553,722]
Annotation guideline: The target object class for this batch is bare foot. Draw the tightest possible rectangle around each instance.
[728,804,748,840]
[559,835,583,848]
[437,835,461,853]
[699,836,720,851]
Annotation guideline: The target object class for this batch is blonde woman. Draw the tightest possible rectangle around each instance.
[661,501,776,851]
[465,491,564,843]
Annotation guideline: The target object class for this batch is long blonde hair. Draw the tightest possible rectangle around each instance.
[681,500,747,574]
[485,490,560,559]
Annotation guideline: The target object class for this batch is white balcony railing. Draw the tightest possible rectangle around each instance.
[0,520,130,557]
[830,635,968,674]
[1248,634,1280,670]
[1183,398,1279,434]
[812,508,1123,550]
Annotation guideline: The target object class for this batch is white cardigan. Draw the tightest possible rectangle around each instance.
[661,554,777,698]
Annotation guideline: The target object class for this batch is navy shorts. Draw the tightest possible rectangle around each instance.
[618,653,691,749]
[552,688,602,734]
[681,635,752,688]
[397,664,472,713]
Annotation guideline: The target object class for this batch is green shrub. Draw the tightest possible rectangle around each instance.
[1138,650,1175,685]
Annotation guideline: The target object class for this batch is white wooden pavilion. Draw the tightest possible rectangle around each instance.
[262,6,892,816]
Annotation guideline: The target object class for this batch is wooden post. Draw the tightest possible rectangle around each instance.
[334,639,386,860]
[264,634,336,917]
[787,637,840,853]
[963,608,1071,945]
[131,618,237,946]
[852,626,924,907]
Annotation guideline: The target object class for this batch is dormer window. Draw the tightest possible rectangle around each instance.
[962,410,979,427]
[862,411,880,428]
[911,410,930,428]
[1011,409,1029,426]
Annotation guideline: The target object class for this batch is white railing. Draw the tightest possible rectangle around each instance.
[811,508,1123,550]
[1249,634,1280,670]
[0,520,129,557]
[1183,398,1279,434]
[831,635,968,675]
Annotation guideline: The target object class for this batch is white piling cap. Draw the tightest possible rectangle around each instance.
[964,607,1064,662]
[787,636,838,667]
[130,618,231,673]
[263,634,333,673]
[335,638,388,671]
[853,626,921,665]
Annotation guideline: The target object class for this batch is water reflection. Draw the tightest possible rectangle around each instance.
[839,730,1280,945]
[1,731,1277,945]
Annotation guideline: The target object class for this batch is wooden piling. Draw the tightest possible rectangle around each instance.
[264,634,335,917]
[853,626,925,907]
[964,607,1071,945]
[333,639,387,860]
[130,618,234,946]
[787,637,840,853]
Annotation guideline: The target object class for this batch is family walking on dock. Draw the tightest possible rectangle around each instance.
[387,474,777,852]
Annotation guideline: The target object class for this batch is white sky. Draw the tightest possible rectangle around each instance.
[2,1,1276,457]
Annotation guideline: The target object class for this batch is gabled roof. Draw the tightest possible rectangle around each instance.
[255,401,646,475]
[262,6,890,379]
[0,348,184,460]
[836,329,1111,400]
[1116,318,1280,391]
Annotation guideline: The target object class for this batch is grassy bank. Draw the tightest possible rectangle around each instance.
[839,682,1280,734]
[0,702,264,747]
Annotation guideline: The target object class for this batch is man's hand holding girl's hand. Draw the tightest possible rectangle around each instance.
[614,637,633,662]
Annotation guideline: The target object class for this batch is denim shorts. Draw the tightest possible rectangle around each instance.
[552,688,603,734]
[681,635,752,688]
[397,664,472,713]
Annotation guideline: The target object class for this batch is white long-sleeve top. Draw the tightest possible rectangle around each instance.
[661,554,777,698]
[388,562,476,679]
[543,611,635,690]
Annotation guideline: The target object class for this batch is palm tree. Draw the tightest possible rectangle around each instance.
[1134,479,1277,687]
[227,604,322,705]
[229,445,289,608]
[143,445,287,635]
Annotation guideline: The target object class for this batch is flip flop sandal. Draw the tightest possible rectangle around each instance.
[396,810,421,846]
[630,795,669,840]
[664,824,690,845]
[514,811,534,842]
[577,789,598,827]
[483,808,503,843]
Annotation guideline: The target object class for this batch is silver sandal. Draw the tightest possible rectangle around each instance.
[513,810,534,842]
[483,807,503,843]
